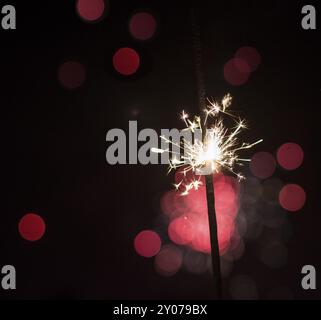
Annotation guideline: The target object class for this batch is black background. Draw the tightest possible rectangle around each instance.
[0,0,320,299]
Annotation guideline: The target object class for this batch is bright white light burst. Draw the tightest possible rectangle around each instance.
[152,94,263,195]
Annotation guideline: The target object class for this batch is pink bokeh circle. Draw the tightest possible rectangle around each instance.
[224,58,251,86]
[129,12,157,41]
[76,0,106,23]
[277,142,304,170]
[250,152,276,179]
[279,184,306,212]
[134,230,161,258]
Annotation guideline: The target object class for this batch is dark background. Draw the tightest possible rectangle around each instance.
[0,0,320,299]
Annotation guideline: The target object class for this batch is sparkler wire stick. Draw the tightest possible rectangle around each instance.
[190,7,223,299]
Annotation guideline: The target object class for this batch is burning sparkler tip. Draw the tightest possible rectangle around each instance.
[159,94,262,194]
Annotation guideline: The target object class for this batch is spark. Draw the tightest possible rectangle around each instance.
[180,110,189,126]
[152,94,262,195]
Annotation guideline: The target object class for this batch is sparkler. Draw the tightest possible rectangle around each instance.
[152,94,262,300]
[152,94,263,196]
[153,7,262,300]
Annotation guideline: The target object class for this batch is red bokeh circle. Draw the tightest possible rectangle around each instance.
[58,61,86,90]
[277,142,304,170]
[250,151,276,179]
[76,0,106,23]
[155,245,183,276]
[168,216,195,245]
[129,12,157,41]
[113,48,140,76]
[19,213,46,242]
[134,230,161,258]
[224,58,251,86]
[279,184,306,212]
[235,46,261,72]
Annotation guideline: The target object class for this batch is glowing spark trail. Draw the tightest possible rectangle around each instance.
[152,94,263,195]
